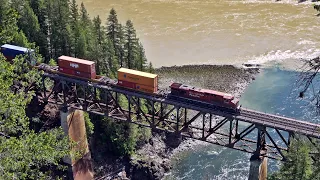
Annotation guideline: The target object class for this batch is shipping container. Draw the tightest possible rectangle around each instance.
[59,67,96,79]
[136,84,157,93]
[58,56,96,77]
[117,80,136,89]
[117,68,158,87]
[1,44,34,61]
[117,80,157,93]
[3,56,14,61]
[59,67,75,76]
[1,44,32,56]
[74,70,95,79]
[170,82,238,109]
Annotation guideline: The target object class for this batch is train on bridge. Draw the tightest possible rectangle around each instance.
[0,44,240,112]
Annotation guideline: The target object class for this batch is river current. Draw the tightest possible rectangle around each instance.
[165,67,320,179]
[77,0,320,179]
[78,0,319,68]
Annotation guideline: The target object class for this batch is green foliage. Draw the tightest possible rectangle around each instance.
[12,30,30,47]
[136,42,148,71]
[124,20,138,69]
[0,129,69,179]
[148,62,155,73]
[2,0,154,74]
[11,0,40,44]
[107,8,120,51]
[0,0,156,176]
[99,118,138,156]
[137,126,151,144]
[0,54,69,179]
[0,1,20,45]
[84,112,94,137]
[269,138,315,180]
[48,58,57,66]
[0,55,33,135]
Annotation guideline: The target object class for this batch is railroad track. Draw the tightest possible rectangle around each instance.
[240,108,320,137]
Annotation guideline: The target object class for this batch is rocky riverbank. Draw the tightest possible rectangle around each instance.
[93,64,260,180]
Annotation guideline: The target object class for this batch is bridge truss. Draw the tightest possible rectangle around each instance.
[36,72,320,161]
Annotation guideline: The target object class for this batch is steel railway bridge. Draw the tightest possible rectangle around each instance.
[35,70,320,163]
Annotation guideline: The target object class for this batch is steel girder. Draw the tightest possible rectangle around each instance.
[36,73,319,161]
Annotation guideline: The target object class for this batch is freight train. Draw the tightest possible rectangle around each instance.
[0,44,240,112]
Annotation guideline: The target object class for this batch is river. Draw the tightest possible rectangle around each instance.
[77,0,319,68]
[76,0,320,179]
[164,67,320,179]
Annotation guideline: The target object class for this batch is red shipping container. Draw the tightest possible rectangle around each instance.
[58,56,96,75]
[136,84,157,93]
[59,67,75,76]
[117,80,157,93]
[59,67,96,79]
[74,70,95,79]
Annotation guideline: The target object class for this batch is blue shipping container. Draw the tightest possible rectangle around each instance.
[0,44,34,59]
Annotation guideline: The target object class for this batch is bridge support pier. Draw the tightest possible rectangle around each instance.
[60,107,94,180]
[248,153,267,180]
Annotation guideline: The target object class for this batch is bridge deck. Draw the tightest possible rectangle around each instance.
[43,72,320,138]
[38,72,320,160]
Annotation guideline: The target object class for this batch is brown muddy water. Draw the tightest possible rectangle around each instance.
[77,0,320,69]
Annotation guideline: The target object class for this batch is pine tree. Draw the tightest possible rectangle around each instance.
[44,0,54,59]
[77,30,87,58]
[106,8,121,65]
[118,24,125,67]
[92,15,105,74]
[70,0,81,57]
[50,0,72,58]
[11,0,40,45]
[93,16,103,45]
[124,20,138,69]
[78,2,94,59]
[29,0,50,61]
[102,38,118,77]
[107,8,119,47]
[136,42,147,71]
[0,0,20,44]
[269,138,313,180]
[80,2,91,28]
[148,62,154,73]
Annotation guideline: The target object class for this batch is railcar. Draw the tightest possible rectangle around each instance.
[1,44,241,111]
[0,44,36,65]
[58,55,97,79]
[55,56,159,94]
[117,68,158,93]
[169,82,239,111]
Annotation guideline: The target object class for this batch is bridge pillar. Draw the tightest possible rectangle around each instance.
[60,107,94,180]
[248,153,267,180]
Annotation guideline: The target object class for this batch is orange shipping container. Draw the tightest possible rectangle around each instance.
[117,68,158,87]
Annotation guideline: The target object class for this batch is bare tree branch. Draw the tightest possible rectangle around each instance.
[297,56,320,111]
